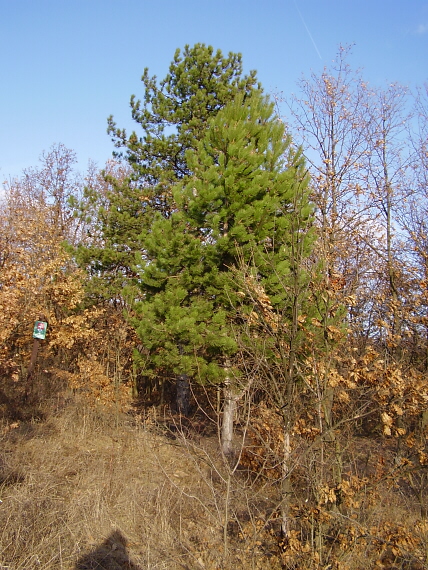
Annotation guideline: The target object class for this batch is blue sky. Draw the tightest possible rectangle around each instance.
[1,0,427,180]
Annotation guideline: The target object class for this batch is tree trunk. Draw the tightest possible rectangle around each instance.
[281,430,292,538]
[221,374,238,458]
[176,373,190,416]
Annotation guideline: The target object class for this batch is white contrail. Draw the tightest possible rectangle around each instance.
[293,0,322,60]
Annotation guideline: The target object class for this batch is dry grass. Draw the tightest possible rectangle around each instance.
[0,400,219,569]
[0,397,283,570]
[0,397,427,569]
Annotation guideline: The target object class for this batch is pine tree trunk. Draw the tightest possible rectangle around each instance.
[176,373,190,416]
[221,376,238,457]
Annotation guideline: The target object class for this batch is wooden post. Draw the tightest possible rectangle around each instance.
[25,316,47,401]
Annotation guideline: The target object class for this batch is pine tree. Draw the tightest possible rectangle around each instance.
[131,91,314,423]
[108,43,259,200]
[75,44,260,306]
[181,91,314,309]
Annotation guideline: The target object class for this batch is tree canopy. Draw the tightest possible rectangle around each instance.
[131,91,314,388]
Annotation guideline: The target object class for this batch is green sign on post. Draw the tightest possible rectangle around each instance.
[33,321,48,340]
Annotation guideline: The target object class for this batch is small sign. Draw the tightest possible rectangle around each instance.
[33,321,48,340]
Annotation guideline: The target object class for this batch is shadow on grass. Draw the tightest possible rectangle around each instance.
[75,530,141,570]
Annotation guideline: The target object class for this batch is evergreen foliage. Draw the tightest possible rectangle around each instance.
[75,44,260,305]
[108,43,260,195]
[131,91,314,385]
[72,44,315,403]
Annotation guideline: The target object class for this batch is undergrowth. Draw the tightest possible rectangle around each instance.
[0,397,427,569]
